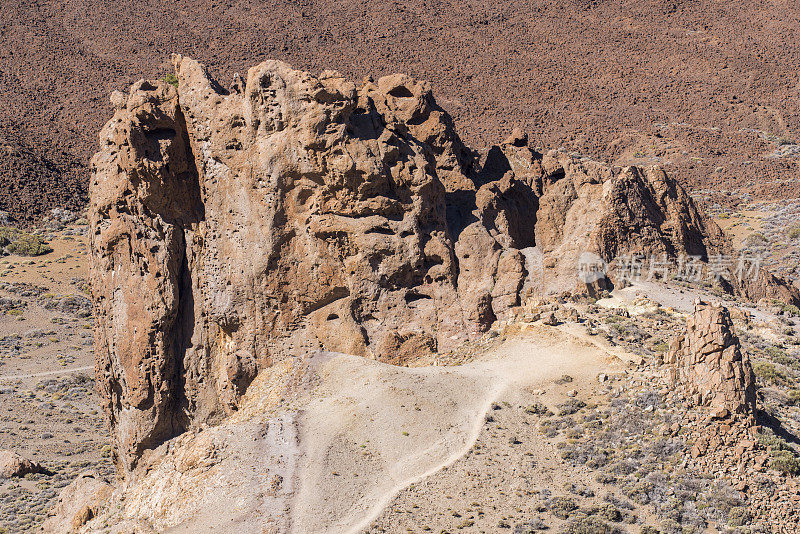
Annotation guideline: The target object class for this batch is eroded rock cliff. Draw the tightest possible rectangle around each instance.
[90,56,798,473]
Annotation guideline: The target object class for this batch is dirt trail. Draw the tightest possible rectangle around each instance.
[0,366,92,381]
[291,324,634,534]
[89,324,636,533]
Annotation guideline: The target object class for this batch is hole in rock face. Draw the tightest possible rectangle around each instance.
[405,292,432,304]
[365,226,394,236]
[388,86,414,98]
[326,313,340,321]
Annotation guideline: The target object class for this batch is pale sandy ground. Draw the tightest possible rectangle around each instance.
[107,323,636,534]
[290,325,636,534]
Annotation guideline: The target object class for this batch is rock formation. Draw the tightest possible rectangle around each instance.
[42,472,113,534]
[0,449,47,479]
[90,56,796,473]
[664,300,757,414]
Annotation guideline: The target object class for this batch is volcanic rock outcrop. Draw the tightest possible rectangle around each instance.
[0,449,47,479]
[665,300,757,414]
[90,56,796,472]
[41,472,113,534]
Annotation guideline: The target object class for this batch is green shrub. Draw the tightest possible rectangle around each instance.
[765,347,799,369]
[0,227,52,256]
[753,361,787,385]
[757,432,800,475]
[728,505,751,526]
[550,496,578,519]
[743,232,768,247]
[788,226,800,240]
[525,402,553,416]
[161,73,179,88]
[773,300,800,317]
[771,450,800,476]
[598,504,622,522]
[563,516,613,534]
[651,342,669,353]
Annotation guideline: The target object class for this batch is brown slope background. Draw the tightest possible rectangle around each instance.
[2,0,799,224]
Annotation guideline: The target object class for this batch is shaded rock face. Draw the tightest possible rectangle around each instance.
[665,301,756,414]
[91,56,791,472]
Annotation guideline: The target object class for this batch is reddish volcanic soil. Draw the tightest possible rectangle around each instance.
[1,0,799,223]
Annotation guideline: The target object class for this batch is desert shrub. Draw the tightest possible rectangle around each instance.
[773,300,800,317]
[598,504,622,522]
[651,342,669,353]
[549,496,579,519]
[743,232,768,247]
[753,361,787,385]
[623,480,654,505]
[765,346,798,368]
[757,432,800,475]
[561,516,613,534]
[515,519,549,532]
[558,399,587,416]
[727,506,750,526]
[596,472,617,484]
[0,227,52,256]
[756,432,785,451]
[526,402,553,416]
[771,449,800,476]
[161,73,179,87]
[788,226,800,240]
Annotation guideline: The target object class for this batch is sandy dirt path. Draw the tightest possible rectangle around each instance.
[0,365,93,381]
[291,324,633,534]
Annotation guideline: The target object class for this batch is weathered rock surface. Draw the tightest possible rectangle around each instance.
[0,449,46,478]
[42,472,114,534]
[90,56,796,473]
[665,300,757,414]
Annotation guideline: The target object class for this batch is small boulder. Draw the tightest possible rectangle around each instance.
[542,312,559,326]
[0,449,46,478]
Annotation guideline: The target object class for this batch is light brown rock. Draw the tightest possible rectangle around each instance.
[0,449,45,479]
[42,472,114,534]
[665,300,757,414]
[90,56,794,473]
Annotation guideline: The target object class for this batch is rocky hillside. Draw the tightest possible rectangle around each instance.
[88,56,799,477]
[3,0,800,223]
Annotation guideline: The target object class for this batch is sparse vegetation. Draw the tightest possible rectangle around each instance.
[549,496,579,519]
[0,227,52,256]
[753,361,787,385]
[161,73,179,87]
